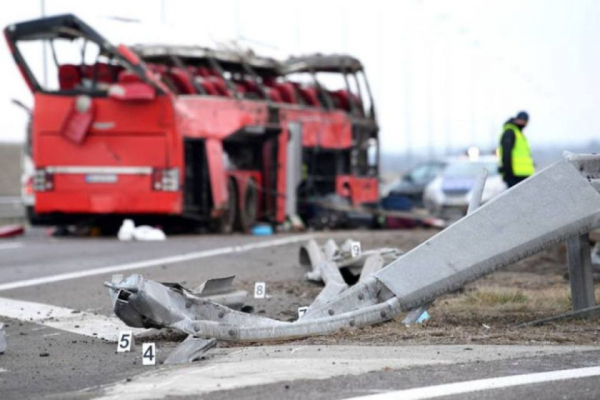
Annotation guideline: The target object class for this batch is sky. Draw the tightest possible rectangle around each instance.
[1,0,599,158]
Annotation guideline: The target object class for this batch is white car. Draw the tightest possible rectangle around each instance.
[423,156,507,221]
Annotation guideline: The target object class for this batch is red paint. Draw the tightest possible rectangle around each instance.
[336,176,379,206]
[0,225,25,238]
[59,98,94,144]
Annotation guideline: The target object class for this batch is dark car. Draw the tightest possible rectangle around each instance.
[385,161,447,208]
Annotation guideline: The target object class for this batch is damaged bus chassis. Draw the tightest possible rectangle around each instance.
[106,152,600,344]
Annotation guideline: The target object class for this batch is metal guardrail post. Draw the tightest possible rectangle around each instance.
[566,233,596,312]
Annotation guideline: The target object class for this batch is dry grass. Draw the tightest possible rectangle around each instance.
[444,286,574,316]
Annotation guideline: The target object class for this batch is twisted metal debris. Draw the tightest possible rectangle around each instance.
[106,153,600,343]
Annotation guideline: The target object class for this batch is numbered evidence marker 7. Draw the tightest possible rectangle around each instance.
[117,331,133,352]
[297,306,309,318]
[350,241,362,258]
[254,282,266,299]
[142,343,156,366]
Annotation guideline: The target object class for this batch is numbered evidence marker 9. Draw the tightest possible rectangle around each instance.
[117,331,133,352]
[350,241,362,258]
[254,282,266,299]
[297,306,309,318]
[142,343,156,366]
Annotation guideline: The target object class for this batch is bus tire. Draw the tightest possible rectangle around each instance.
[236,178,258,233]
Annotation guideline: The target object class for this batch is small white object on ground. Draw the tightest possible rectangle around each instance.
[132,225,166,241]
[117,219,135,241]
[118,219,166,241]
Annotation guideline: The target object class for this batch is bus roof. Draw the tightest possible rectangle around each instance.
[282,54,364,74]
[130,44,280,72]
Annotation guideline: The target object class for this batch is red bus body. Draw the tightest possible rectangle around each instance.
[5,14,379,231]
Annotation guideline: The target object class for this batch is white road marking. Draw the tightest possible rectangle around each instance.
[0,297,146,342]
[92,346,599,400]
[0,196,20,205]
[0,234,319,292]
[0,242,23,251]
[347,366,600,400]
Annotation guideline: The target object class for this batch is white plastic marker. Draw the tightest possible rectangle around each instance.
[297,306,309,318]
[117,331,133,352]
[142,343,156,366]
[254,282,266,299]
[0,233,322,292]
[350,241,362,258]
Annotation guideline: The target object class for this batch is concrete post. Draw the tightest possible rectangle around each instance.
[566,233,596,312]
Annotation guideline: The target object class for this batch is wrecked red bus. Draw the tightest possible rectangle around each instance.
[5,14,379,232]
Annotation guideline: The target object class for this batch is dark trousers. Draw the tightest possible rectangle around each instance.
[504,175,527,188]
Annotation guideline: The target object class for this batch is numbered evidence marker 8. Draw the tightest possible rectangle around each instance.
[117,331,133,352]
[142,343,156,366]
[350,241,362,258]
[254,282,266,299]
[297,306,309,318]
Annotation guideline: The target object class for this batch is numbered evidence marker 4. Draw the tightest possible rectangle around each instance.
[254,282,266,299]
[117,331,133,352]
[142,343,156,366]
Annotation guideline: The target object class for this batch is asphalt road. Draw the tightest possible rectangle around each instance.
[0,228,598,400]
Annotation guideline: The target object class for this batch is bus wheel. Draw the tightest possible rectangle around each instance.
[236,178,258,233]
[212,179,237,234]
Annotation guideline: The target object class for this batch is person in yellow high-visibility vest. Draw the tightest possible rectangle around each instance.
[498,111,535,187]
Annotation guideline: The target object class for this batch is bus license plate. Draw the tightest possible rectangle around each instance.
[85,174,118,183]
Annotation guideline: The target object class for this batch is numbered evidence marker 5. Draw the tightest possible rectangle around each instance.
[297,306,309,318]
[117,331,133,353]
[142,343,156,366]
[254,282,266,299]
[350,241,362,258]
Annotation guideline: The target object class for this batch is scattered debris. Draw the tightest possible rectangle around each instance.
[402,305,431,326]
[516,304,600,328]
[193,276,247,310]
[164,336,216,364]
[118,219,166,241]
[299,239,403,284]
[0,323,5,354]
[0,224,24,238]
[106,154,600,345]
[252,224,273,236]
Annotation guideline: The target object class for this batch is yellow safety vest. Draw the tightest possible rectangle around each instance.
[498,123,535,177]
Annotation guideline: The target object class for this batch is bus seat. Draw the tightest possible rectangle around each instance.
[168,67,196,94]
[298,86,320,107]
[268,88,283,102]
[118,70,142,83]
[330,90,351,111]
[58,64,81,90]
[274,83,297,104]
[211,77,231,97]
